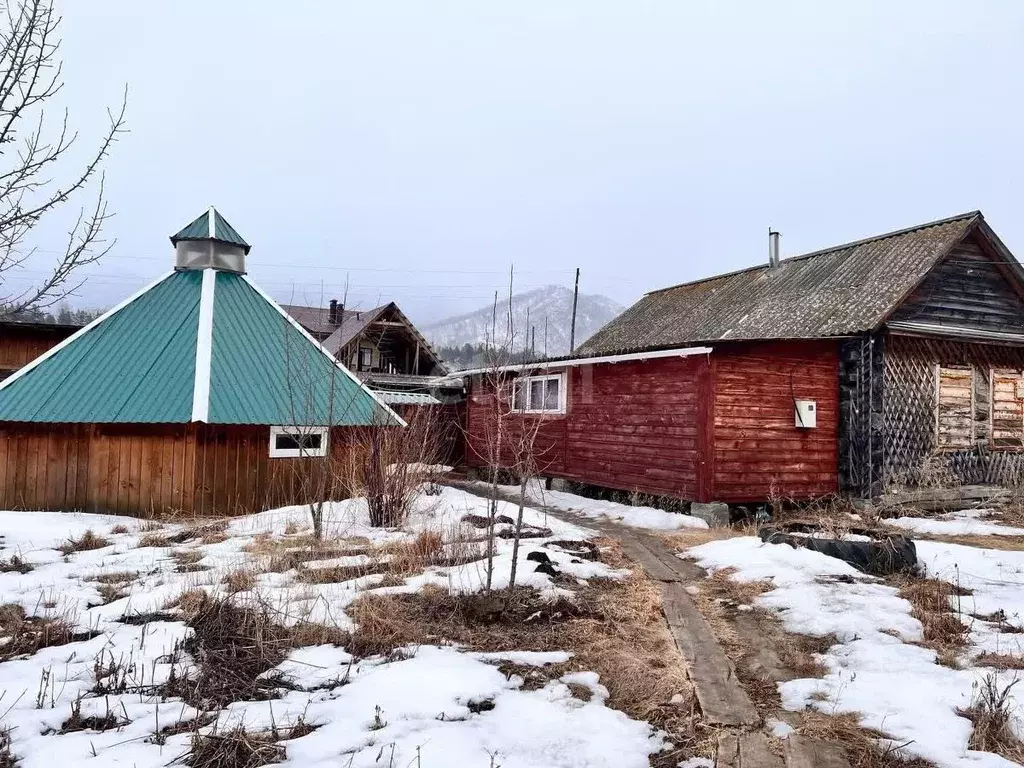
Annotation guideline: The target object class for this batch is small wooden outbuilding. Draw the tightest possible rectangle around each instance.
[0,208,403,516]
[464,211,1024,503]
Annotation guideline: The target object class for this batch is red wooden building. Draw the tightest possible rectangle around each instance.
[464,211,1024,504]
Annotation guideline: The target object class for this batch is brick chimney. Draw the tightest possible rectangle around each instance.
[328,299,344,325]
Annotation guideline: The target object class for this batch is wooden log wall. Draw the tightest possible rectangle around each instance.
[882,334,1024,489]
[0,423,357,517]
[709,340,839,503]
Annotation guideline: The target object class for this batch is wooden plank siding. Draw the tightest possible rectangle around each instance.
[464,342,840,503]
[889,235,1024,334]
[0,423,359,517]
[465,355,707,501]
[0,324,78,377]
[709,341,840,502]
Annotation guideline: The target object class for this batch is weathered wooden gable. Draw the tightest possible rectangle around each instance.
[889,233,1024,334]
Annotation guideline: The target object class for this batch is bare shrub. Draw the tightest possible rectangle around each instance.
[170,595,290,709]
[958,673,1024,761]
[59,530,110,555]
[110,524,130,535]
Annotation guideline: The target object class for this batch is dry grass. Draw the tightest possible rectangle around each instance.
[896,577,970,667]
[657,525,747,551]
[223,569,257,594]
[185,724,285,768]
[110,524,130,535]
[89,570,138,584]
[0,603,79,660]
[958,673,1024,762]
[799,711,937,768]
[59,530,110,555]
[344,538,700,762]
[974,651,1024,670]
[0,555,32,574]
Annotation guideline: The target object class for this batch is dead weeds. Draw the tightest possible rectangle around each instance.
[59,530,110,555]
[974,651,1024,670]
[0,555,32,574]
[958,673,1024,762]
[799,711,937,768]
[896,577,970,667]
[0,603,82,660]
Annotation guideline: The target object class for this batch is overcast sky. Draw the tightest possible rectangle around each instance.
[15,1,1024,323]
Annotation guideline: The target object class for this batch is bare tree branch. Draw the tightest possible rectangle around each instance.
[0,0,127,319]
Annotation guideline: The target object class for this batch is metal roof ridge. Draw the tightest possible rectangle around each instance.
[646,210,983,297]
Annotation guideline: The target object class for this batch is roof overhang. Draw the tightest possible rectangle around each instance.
[886,320,1024,346]
[458,345,713,376]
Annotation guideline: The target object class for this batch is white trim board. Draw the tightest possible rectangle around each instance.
[458,345,714,376]
[190,268,217,422]
[240,274,407,428]
[0,271,178,393]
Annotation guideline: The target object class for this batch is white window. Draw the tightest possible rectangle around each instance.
[269,426,329,458]
[513,373,565,414]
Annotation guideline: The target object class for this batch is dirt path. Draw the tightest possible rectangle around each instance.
[453,482,852,768]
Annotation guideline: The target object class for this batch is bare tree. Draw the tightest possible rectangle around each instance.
[0,0,127,318]
[468,266,547,594]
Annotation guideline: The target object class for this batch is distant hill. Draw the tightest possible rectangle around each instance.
[424,285,623,366]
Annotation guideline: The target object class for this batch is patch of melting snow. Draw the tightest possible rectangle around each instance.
[685,536,1023,768]
[500,479,709,532]
[883,512,1024,538]
[0,488,657,768]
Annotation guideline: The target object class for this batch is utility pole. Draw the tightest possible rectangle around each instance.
[568,267,580,353]
[531,325,535,357]
[543,316,548,358]
[525,305,530,354]
[490,290,497,350]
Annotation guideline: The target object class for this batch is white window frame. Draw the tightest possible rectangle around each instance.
[358,347,373,370]
[269,426,330,458]
[513,372,566,415]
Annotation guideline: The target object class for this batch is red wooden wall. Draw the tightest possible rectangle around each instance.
[464,340,840,504]
[708,341,839,502]
[465,355,707,499]
[0,324,78,378]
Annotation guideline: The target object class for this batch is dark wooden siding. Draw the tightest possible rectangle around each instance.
[0,325,77,378]
[890,235,1024,333]
[710,341,840,503]
[838,335,885,499]
[0,423,357,517]
[465,356,707,500]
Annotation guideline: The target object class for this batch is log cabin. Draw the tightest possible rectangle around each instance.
[463,211,1024,504]
[0,208,403,517]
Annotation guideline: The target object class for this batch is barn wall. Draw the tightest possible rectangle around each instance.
[710,340,840,503]
[0,423,359,517]
[881,334,1024,489]
[838,335,885,499]
[889,235,1024,334]
[465,355,708,501]
[0,325,77,378]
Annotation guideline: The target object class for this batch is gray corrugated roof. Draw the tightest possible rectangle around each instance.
[578,212,983,355]
[279,303,388,339]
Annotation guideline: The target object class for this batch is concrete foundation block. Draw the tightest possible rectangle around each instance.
[690,501,731,527]
[548,477,570,492]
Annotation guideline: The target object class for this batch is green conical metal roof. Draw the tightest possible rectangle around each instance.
[0,270,402,427]
[171,207,251,254]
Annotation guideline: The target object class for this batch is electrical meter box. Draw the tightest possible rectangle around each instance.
[795,399,817,428]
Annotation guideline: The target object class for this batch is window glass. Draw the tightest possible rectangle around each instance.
[513,381,526,410]
[544,378,560,410]
[529,379,544,410]
[274,432,322,452]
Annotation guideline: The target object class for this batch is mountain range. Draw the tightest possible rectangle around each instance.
[423,285,624,362]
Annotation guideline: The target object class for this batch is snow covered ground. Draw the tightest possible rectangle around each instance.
[883,508,1024,538]
[489,479,709,532]
[0,487,663,768]
[684,535,1023,768]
